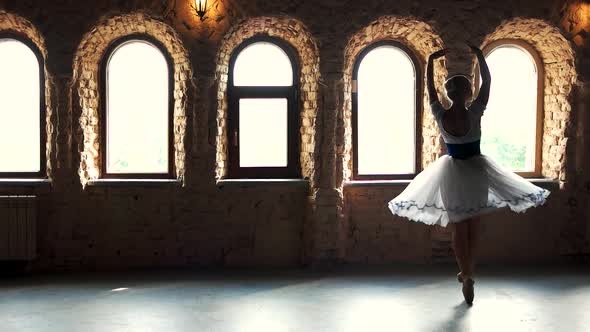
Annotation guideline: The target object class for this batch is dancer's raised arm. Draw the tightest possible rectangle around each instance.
[468,42,491,106]
[427,49,446,105]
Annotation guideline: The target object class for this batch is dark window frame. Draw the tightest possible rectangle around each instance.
[351,40,423,181]
[0,31,47,178]
[99,34,175,179]
[477,39,544,178]
[227,35,301,179]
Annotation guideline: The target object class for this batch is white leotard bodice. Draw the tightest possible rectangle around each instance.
[430,100,486,144]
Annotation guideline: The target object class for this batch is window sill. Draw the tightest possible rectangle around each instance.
[87,179,182,187]
[216,178,309,189]
[344,178,559,190]
[0,178,51,187]
[527,178,560,191]
[344,180,412,188]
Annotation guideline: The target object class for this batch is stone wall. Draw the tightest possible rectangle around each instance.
[0,0,588,271]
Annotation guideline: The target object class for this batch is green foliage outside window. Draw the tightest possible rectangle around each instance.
[481,135,526,170]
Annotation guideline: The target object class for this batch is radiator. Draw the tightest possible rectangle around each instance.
[0,196,37,261]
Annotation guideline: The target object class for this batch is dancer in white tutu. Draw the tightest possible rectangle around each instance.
[388,42,550,304]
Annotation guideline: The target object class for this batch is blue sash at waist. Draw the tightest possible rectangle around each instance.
[446,140,481,160]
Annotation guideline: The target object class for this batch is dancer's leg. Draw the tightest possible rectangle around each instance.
[452,221,471,276]
[458,218,478,304]
[467,217,481,276]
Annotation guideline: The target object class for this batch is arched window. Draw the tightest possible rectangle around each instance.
[101,35,173,178]
[352,41,420,180]
[228,36,299,178]
[0,34,45,177]
[481,40,543,176]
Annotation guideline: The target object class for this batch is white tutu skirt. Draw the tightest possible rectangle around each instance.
[388,155,550,227]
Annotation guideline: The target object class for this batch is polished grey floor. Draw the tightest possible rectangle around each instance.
[1,264,589,332]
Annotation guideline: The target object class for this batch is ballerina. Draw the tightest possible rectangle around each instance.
[388,42,550,305]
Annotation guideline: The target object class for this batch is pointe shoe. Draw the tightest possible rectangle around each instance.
[462,277,475,305]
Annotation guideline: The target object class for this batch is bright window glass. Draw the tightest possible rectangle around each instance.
[233,42,293,86]
[357,45,416,175]
[106,40,169,174]
[0,39,41,173]
[481,45,538,172]
[239,98,288,167]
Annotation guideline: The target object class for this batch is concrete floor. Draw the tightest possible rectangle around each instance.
[1,265,589,332]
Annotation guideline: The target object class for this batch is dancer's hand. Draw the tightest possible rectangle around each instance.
[465,41,482,54]
[427,49,446,104]
[429,49,447,60]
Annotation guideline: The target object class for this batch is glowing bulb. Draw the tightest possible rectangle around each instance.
[194,0,208,20]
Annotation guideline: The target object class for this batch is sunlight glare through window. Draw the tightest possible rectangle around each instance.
[106,40,169,174]
[239,98,288,167]
[233,42,293,86]
[357,46,416,175]
[481,45,537,172]
[0,39,41,173]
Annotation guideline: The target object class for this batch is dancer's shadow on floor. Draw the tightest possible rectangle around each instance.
[433,302,471,332]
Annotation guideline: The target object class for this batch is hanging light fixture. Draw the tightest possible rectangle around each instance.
[194,0,208,21]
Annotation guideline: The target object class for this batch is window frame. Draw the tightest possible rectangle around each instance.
[478,39,544,178]
[0,32,47,178]
[351,40,423,181]
[227,35,301,179]
[99,34,175,179]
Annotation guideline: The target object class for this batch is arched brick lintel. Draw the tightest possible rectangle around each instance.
[482,18,578,183]
[340,16,447,186]
[73,12,192,188]
[214,16,322,186]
